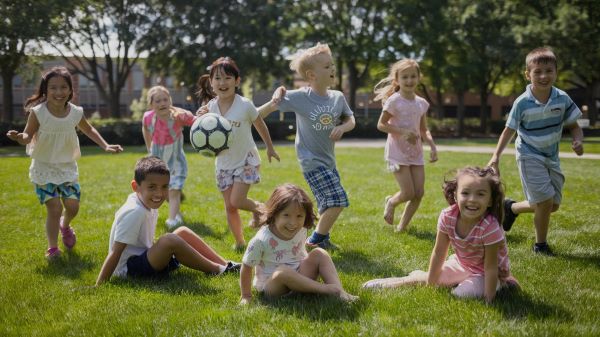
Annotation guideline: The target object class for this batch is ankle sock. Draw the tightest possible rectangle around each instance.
[217,264,227,275]
[534,242,548,248]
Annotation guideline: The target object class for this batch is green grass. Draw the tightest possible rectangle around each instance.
[435,137,600,154]
[1,145,599,336]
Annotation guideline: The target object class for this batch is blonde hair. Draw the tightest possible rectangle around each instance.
[146,85,182,118]
[288,43,332,80]
[373,59,421,102]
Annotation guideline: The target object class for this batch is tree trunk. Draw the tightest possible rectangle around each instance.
[457,91,466,137]
[336,56,343,91]
[436,89,444,119]
[110,89,122,118]
[587,82,599,126]
[1,70,15,123]
[347,61,358,111]
[479,88,489,135]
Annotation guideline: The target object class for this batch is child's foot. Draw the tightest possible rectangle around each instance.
[394,224,407,232]
[45,247,62,260]
[223,261,242,274]
[233,242,246,253]
[249,203,264,228]
[533,242,554,256]
[362,279,386,289]
[502,198,518,231]
[165,215,183,230]
[317,238,339,251]
[383,195,394,225]
[338,290,359,303]
[59,216,76,250]
[502,275,521,291]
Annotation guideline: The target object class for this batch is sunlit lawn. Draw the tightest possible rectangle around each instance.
[1,144,598,336]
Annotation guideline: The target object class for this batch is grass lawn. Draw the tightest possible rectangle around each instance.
[1,145,599,336]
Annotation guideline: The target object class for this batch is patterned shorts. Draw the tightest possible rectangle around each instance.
[303,166,349,214]
[35,182,81,205]
[216,164,261,192]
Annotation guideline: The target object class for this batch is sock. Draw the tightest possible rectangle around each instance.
[308,231,328,243]
[217,264,227,275]
[534,242,548,248]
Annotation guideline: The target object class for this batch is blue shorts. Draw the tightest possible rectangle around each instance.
[517,156,564,205]
[34,182,81,205]
[126,250,180,278]
[303,166,349,214]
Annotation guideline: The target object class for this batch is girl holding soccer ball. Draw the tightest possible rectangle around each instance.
[196,57,279,251]
[142,85,198,229]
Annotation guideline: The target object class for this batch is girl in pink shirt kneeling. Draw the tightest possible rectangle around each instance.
[363,166,519,303]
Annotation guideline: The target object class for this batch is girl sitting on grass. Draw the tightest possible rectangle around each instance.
[363,166,519,303]
[240,184,357,304]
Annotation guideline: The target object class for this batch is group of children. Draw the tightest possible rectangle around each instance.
[7,44,583,304]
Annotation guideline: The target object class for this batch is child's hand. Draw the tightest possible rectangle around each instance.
[487,158,500,175]
[267,147,280,163]
[572,139,584,156]
[196,105,209,116]
[105,144,123,153]
[329,126,345,141]
[271,86,286,106]
[6,130,20,141]
[239,296,252,305]
[429,148,438,163]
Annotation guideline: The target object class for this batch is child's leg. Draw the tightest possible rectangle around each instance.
[61,198,80,228]
[451,275,489,299]
[315,207,343,236]
[297,248,357,301]
[533,198,555,244]
[221,187,245,246]
[230,182,262,226]
[44,198,63,249]
[146,233,222,274]
[173,226,227,265]
[167,189,182,221]
[397,165,425,231]
[385,166,415,225]
[362,270,428,289]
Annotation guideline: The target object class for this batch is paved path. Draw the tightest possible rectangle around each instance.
[335,138,600,160]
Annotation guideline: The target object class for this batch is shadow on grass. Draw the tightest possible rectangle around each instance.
[332,250,406,277]
[493,288,573,321]
[111,270,222,296]
[35,251,95,279]
[406,227,436,242]
[504,232,528,245]
[555,252,600,269]
[181,222,225,240]
[258,292,364,322]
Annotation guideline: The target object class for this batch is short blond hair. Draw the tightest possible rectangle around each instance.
[289,43,332,80]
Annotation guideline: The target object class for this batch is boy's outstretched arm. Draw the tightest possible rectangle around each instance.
[96,242,127,286]
[567,123,584,156]
[487,127,516,175]
[258,86,286,119]
[239,264,253,305]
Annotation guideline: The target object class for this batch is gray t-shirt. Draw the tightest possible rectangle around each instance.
[278,87,353,172]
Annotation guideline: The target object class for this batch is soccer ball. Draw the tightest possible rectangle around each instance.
[189,113,232,157]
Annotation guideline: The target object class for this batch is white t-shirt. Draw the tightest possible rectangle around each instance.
[208,94,260,170]
[28,102,84,185]
[107,193,158,278]
[242,226,308,291]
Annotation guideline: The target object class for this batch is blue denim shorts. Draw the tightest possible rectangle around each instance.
[126,250,180,278]
[34,182,81,205]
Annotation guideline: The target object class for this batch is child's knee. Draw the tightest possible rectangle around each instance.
[308,248,330,260]
[173,226,191,236]
[157,232,183,248]
[272,265,294,280]
[45,199,63,216]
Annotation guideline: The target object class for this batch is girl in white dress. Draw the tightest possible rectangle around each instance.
[6,66,122,259]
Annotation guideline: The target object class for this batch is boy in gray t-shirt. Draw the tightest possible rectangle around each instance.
[259,43,355,250]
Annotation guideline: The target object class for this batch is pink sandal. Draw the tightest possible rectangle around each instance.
[45,247,62,260]
[60,216,77,249]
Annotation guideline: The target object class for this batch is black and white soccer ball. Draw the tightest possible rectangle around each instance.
[189,113,232,157]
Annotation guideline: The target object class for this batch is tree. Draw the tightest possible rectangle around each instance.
[47,0,163,118]
[0,0,65,122]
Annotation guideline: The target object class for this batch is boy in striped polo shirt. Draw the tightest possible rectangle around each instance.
[488,47,584,255]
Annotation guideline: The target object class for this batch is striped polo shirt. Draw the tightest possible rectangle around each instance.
[507,84,581,161]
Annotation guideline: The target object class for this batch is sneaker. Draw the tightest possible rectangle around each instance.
[45,247,62,260]
[223,261,242,274]
[165,216,183,229]
[305,231,329,248]
[533,242,554,256]
[316,238,339,251]
[59,216,76,250]
[502,198,518,231]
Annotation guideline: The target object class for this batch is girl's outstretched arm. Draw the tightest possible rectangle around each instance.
[96,242,126,286]
[239,264,253,305]
[77,117,123,153]
[419,114,437,162]
[253,116,280,163]
[258,86,286,119]
[6,111,40,145]
[427,230,450,286]
[483,242,500,303]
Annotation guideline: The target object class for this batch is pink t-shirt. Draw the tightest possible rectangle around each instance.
[437,204,510,278]
[143,110,196,146]
[382,92,429,166]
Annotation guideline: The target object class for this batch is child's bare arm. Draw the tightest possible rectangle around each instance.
[77,117,123,153]
[487,127,516,174]
[483,242,500,303]
[258,86,286,119]
[239,264,253,305]
[567,123,584,156]
[420,114,437,162]
[6,111,40,145]
[377,110,418,143]
[330,114,355,141]
[253,116,280,162]
[427,231,450,286]
[96,242,127,286]
[141,124,152,153]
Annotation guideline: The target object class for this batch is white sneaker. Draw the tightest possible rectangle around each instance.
[165,217,182,229]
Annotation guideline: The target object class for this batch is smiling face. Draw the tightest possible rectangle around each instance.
[525,62,556,95]
[46,76,72,108]
[210,68,240,100]
[308,53,335,88]
[270,202,307,240]
[455,174,492,225]
[132,173,170,210]
[396,66,420,97]
[149,90,172,118]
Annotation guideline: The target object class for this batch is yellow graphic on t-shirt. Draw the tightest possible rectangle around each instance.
[320,114,333,125]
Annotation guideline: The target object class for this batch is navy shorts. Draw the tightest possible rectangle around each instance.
[303,166,349,214]
[126,250,180,278]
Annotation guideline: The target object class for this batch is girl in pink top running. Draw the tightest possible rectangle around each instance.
[363,166,519,303]
[374,59,437,232]
[142,86,197,229]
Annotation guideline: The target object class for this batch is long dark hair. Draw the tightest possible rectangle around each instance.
[195,57,242,104]
[443,166,505,224]
[24,66,73,112]
[252,183,316,230]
